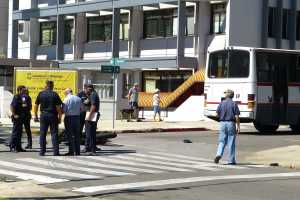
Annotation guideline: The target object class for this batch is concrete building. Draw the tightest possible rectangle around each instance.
[9,0,300,119]
[0,1,9,57]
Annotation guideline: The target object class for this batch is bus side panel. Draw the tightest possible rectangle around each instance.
[255,85,274,125]
[287,85,300,125]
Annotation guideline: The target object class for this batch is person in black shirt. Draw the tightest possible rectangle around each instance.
[77,84,90,141]
[22,87,32,149]
[34,80,63,156]
[84,84,100,155]
[9,85,26,152]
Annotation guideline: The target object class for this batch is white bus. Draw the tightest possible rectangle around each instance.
[204,46,300,132]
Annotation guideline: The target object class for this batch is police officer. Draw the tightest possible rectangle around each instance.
[77,84,90,141]
[63,88,82,156]
[85,84,100,155]
[9,85,26,152]
[22,87,32,149]
[34,80,63,156]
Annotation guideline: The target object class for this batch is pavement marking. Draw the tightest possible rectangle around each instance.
[17,158,134,176]
[112,155,221,171]
[73,172,300,193]
[0,160,99,179]
[85,156,192,172]
[49,156,164,174]
[150,151,212,162]
[0,169,68,184]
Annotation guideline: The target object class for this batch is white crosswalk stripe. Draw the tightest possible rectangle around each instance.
[84,156,193,172]
[0,160,99,179]
[0,152,269,184]
[17,158,134,176]
[0,169,68,184]
[111,155,222,171]
[48,156,164,174]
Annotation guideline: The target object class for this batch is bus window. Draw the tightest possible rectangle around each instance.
[208,50,249,78]
[289,55,300,82]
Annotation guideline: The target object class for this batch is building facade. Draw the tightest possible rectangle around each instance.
[9,0,300,119]
[0,1,9,57]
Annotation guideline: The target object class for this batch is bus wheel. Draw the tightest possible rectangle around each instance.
[290,125,300,133]
[253,122,279,133]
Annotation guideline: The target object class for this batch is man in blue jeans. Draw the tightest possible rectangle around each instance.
[214,89,240,165]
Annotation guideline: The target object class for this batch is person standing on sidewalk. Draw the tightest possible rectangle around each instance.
[9,85,26,152]
[153,88,162,121]
[77,84,90,141]
[84,84,100,155]
[22,87,32,149]
[63,88,82,156]
[214,89,240,165]
[128,83,139,121]
[34,80,63,156]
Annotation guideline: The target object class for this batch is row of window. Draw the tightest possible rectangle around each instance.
[268,7,300,40]
[39,3,226,46]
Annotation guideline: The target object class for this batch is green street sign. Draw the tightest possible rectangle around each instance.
[110,58,125,65]
[101,65,120,73]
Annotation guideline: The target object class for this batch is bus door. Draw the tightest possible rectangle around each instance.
[272,55,288,124]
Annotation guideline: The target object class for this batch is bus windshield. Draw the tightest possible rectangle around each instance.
[208,50,250,78]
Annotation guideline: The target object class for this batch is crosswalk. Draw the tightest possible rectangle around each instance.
[0,151,268,185]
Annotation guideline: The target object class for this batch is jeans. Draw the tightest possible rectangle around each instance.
[40,113,59,156]
[64,115,81,155]
[216,121,237,164]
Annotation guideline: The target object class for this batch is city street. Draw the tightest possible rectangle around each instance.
[1,126,300,199]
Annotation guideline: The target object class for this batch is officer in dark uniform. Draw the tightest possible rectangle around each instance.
[9,85,26,152]
[77,84,90,141]
[85,84,100,155]
[34,80,63,156]
[22,87,32,149]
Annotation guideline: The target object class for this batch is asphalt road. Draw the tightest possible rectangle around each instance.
[0,126,300,200]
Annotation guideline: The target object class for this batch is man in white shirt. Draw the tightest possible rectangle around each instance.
[153,88,162,121]
[63,88,82,156]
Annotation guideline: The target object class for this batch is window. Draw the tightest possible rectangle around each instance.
[40,21,56,46]
[142,71,192,93]
[210,3,226,34]
[122,72,133,98]
[88,14,128,42]
[40,20,74,46]
[64,20,74,44]
[268,7,276,38]
[18,22,24,33]
[296,11,300,40]
[144,7,195,38]
[282,9,291,39]
[208,50,250,78]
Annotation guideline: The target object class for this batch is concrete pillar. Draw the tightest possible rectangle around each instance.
[177,0,186,65]
[195,2,210,69]
[129,6,143,58]
[74,13,87,59]
[29,0,38,59]
[112,8,120,58]
[290,0,297,49]
[11,20,18,58]
[13,0,19,10]
[261,0,269,48]
[56,15,65,60]
[276,0,283,49]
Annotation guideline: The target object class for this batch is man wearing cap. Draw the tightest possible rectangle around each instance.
[214,89,240,165]
[153,88,162,121]
[128,83,139,121]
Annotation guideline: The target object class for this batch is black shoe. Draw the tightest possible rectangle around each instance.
[25,144,32,149]
[39,153,45,156]
[95,146,101,151]
[214,156,221,164]
[17,148,26,152]
[53,153,60,156]
[228,162,236,165]
[82,148,91,153]
[64,152,74,156]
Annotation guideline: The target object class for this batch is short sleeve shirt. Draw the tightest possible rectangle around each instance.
[153,94,160,106]
[90,91,100,112]
[35,90,62,114]
[77,91,91,112]
[63,94,82,116]
[217,98,240,121]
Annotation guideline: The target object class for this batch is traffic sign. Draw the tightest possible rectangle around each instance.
[110,58,125,65]
[101,65,120,73]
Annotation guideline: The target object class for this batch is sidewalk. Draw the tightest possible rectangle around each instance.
[0,118,256,134]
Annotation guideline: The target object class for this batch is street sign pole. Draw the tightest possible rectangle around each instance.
[112,71,117,130]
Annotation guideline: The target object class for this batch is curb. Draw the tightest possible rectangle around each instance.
[102,127,210,134]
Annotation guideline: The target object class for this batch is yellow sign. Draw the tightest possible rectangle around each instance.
[15,69,78,103]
